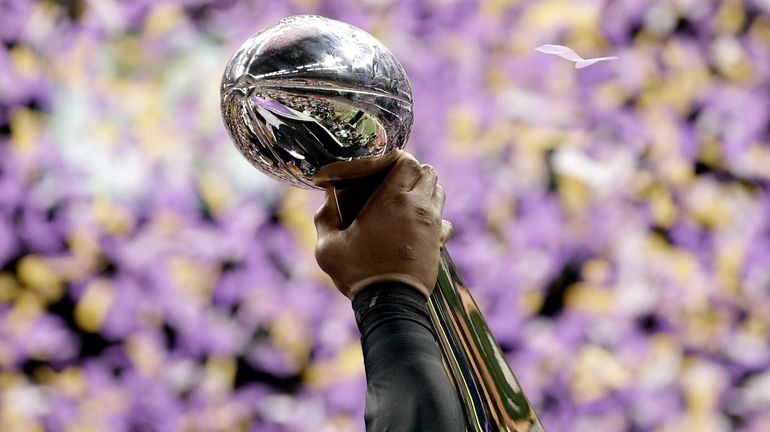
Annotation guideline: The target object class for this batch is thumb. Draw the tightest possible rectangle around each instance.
[314,188,342,236]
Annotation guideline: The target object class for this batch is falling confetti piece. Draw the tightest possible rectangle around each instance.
[535,44,619,69]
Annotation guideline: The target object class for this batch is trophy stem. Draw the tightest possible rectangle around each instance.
[429,247,545,432]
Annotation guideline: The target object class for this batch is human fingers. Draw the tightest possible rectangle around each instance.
[359,151,421,217]
[432,183,446,210]
[383,151,422,192]
[410,164,438,196]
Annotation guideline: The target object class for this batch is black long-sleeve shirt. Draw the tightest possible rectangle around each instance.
[352,282,467,432]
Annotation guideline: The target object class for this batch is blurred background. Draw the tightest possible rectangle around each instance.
[1,0,769,431]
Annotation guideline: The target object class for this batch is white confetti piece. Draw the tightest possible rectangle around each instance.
[535,44,619,69]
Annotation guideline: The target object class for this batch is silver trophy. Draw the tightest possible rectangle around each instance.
[221,15,544,432]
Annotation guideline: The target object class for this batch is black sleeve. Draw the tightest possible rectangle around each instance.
[352,282,467,432]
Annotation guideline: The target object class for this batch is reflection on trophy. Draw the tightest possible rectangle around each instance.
[221,15,544,432]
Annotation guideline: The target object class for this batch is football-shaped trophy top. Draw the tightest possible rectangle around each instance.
[220,15,414,189]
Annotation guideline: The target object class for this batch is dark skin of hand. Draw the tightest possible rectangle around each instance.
[313,151,452,300]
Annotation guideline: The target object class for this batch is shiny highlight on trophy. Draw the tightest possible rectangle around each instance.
[221,15,544,431]
[221,15,412,188]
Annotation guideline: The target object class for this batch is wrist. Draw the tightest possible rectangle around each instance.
[348,273,432,301]
[351,280,435,343]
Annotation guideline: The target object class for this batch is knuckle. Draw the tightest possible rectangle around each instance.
[414,201,440,226]
[400,152,419,165]
[414,201,433,218]
[442,220,453,235]
[403,158,421,173]
[390,191,412,205]
[396,155,420,173]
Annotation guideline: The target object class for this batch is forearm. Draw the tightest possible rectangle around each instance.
[353,283,466,432]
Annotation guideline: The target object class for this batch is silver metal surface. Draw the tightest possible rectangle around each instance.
[432,248,544,431]
[221,15,544,431]
[221,15,413,189]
